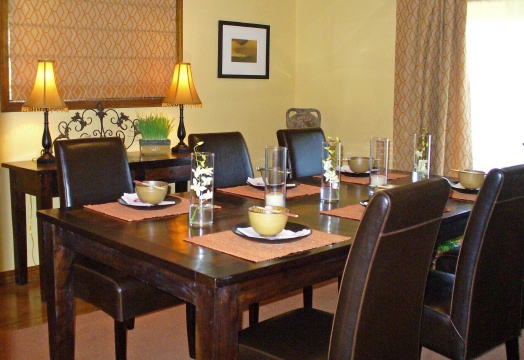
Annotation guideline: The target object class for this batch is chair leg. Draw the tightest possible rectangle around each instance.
[249,303,260,326]
[186,303,196,359]
[505,337,520,360]
[303,286,313,309]
[114,318,134,360]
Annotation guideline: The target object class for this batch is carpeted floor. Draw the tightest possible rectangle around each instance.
[0,281,521,359]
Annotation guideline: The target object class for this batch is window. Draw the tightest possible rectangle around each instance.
[467,0,524,171]
[1,0,183,111]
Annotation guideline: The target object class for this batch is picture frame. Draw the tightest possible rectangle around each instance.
[218,21,270,79]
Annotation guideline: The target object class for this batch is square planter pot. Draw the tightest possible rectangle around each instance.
[139,139,171,156]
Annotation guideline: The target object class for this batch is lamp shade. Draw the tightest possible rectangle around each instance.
[162,63,202,107]
[22,60,67,111]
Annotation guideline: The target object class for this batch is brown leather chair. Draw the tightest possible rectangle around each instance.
[238,178,451,359]
[422,165,524,359]
[276,127,326,179]
[276,127,327,318]
[188,131,253,188]
[54,137,192,359]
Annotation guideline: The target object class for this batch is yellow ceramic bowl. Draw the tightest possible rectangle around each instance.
[348,157,370,174]
[458,170,485,190]
[248,206,288,236]
[135,181,168,205]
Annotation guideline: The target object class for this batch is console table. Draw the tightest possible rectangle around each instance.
[1,152,191,292]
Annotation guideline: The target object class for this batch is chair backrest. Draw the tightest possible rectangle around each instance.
[286,108,321,128]
[276,127,326,179]
[54,137,133,208]
[187,132,253,188]
[450,164,524,358]
[329,178,450,359]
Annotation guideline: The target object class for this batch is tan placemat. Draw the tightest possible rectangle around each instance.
[184,229,349,262]
[85,196,191,222]
[314,172,409,185]
[450,190,477,202]
[217,183,319,200]
[321,203,451,221]
[320,204,366,220]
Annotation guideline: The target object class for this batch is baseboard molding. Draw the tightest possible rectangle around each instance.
[0,266,40,286]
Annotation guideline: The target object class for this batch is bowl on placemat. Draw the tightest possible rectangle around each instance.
[348,157,370,174]
[457,170,485,190]
[135,181,168,205]
[248,206,288,236]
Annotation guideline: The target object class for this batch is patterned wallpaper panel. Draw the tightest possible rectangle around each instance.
[8,0,179,102]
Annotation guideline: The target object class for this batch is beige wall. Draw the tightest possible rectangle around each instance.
[0,0,396,272]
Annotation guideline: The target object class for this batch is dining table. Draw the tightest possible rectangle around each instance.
[38,173,473,359]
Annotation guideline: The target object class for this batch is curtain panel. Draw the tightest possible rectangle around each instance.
[394,0,472,176]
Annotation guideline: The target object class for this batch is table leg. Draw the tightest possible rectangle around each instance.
[36,175,55,301]
[44,222,75,360]
[195,284,239,359]
[9,171,28,285]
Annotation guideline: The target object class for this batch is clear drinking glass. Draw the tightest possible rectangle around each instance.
[369,137,389,188]
[320,140,342,202]
[189,152,214,228]
[264,146,287,207]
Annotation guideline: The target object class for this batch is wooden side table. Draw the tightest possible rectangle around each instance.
[1,151,190,296]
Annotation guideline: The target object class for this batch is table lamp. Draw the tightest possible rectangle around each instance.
[22,60,68,165]
[162,63,202,154]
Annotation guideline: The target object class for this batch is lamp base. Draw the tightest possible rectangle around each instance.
[172,143,189,154]
[36,152,55,165]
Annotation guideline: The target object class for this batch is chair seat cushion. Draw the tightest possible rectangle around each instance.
[421,270,463,358]
[435,246,460,274]
[74,257,183,322]
[239,308,333,360]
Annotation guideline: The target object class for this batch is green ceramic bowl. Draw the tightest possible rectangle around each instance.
[135,181,168,205]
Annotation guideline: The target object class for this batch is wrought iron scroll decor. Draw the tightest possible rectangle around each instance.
[53,102,139,149]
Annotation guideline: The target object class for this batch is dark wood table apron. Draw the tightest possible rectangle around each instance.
[38,177,472,359]
[1,152,190,292]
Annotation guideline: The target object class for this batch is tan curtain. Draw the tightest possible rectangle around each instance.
[394,0,472,176]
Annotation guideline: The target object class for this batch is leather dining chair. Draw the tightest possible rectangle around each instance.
[188,131,253,188]
[276,127,326,317]
[276,127,326,179]
[421,164,524,360]
[54,137,192,360]
[238,178,451,359]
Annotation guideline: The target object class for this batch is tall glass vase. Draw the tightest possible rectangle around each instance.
[189,152,214,228]
[320,140,341,202]
[413,132,431,180]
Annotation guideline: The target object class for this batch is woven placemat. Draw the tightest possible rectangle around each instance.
[449,190,477,202]
[320,204,366,220]
[315,171,409,185]
[321,203,451,221]
[217,183,319,200]
[184,228,349,262]
[85,196,192,222]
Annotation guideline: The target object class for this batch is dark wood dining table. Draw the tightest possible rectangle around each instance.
[38,175,472,359]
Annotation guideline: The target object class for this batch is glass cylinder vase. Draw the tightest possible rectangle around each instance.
[320,140,342,202]
[189,152,214,228]
[369,137,389,188]
[413,132,432,180]
[264,146,288,207]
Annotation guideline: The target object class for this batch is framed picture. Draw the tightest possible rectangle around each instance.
[218,21,270,79]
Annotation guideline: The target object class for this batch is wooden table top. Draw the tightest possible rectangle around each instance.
[37,176,471,287]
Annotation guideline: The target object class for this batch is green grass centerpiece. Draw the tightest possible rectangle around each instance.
[136,111,175,155]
